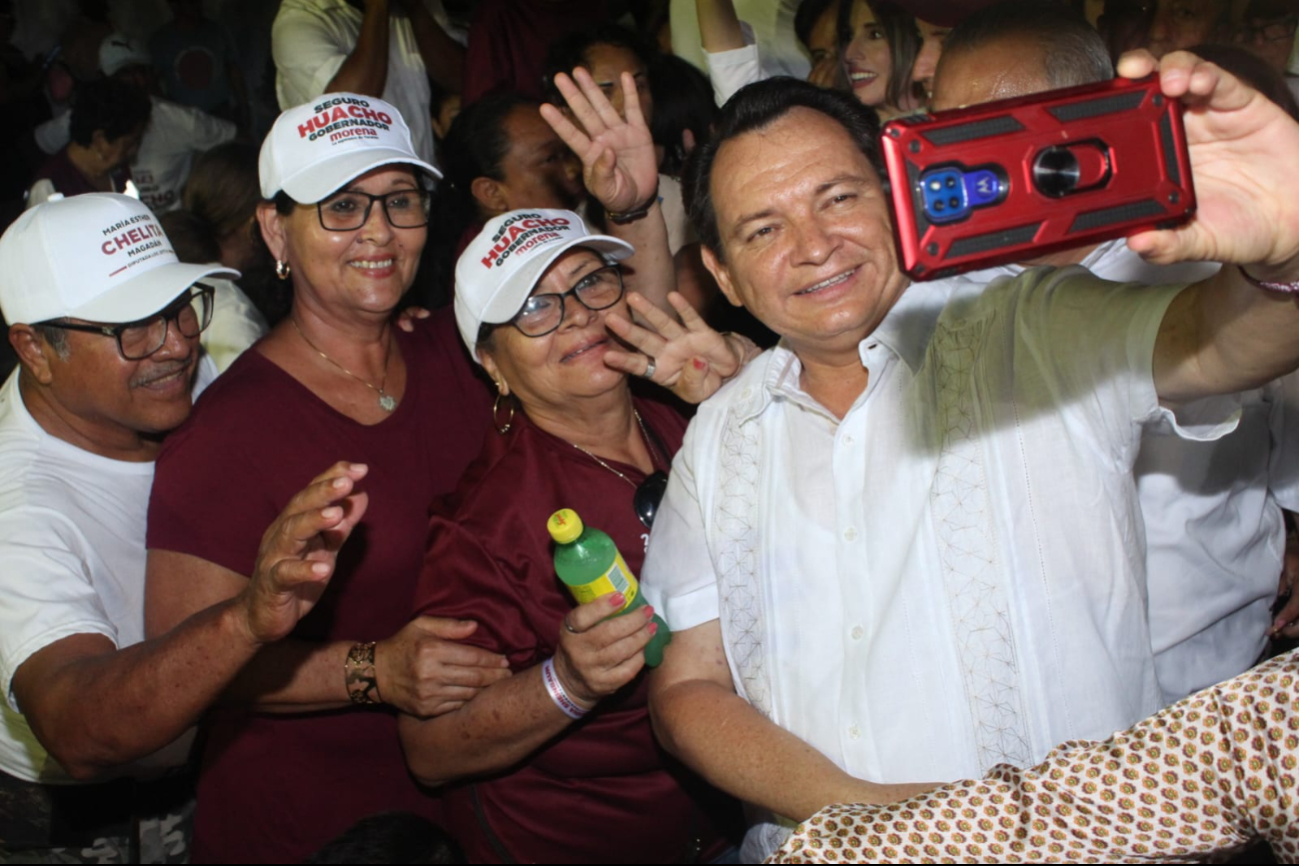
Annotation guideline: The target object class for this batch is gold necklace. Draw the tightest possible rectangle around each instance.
[567,410,657,488]
[290,317,397,412]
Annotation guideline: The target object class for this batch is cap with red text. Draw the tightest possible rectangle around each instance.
[0,193,239,326]
[454,209,634,363]
[260,92,441,203]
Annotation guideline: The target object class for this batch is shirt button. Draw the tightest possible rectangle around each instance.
[850,625,864,641]
[842,434,855,446]
[740,386,753,400]
[848,725,861,740]
[843,526,858,542]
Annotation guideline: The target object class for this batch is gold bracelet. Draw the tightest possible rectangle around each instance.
[344,641,381,705]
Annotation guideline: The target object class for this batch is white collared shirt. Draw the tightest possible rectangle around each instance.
[643,265,1236,860]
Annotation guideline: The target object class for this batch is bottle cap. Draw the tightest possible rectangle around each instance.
[547,508,584,544]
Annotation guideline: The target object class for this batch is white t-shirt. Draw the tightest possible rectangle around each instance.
[273,0,437,167]
[32,97,237,213]
[0,364,213,783]
[642,266,1235,860]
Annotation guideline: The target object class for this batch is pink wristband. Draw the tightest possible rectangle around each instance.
[541,657,589,719]
[1239,265,1299,294]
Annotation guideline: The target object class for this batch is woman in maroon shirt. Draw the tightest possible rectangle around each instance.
[399,208,750,862]
[142,94,511,863]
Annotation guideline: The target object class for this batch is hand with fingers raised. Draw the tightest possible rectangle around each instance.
[540,68,659,217]
[603,290,761,404]
[237,461,372,645]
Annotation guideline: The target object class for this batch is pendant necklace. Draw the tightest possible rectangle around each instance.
[291,317,397,412]
[568,410,659,487]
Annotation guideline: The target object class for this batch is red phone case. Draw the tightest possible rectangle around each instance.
[881,75,1196,281]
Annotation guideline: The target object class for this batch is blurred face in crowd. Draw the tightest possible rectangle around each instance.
[701,108,906,362]
[95,123,146,172]
[1144,0,1230,57]
[805,1,842,88]
[481,105,584,216]
[581,41,654,124]
[843,0,894,107]
[1238,11,1298,73]
[912,18,952,97]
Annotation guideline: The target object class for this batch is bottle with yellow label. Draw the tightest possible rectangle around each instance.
[547,508,671,667]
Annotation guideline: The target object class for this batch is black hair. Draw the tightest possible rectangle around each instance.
[304,812,464,864]
[836,0,923,108]
[432,92,542,235]
[684,77,881,257]
[943,1,1114,89]
[542,24,657,103]
[796,0,840,49]
[648,53,719,177]
[67,76,152,147]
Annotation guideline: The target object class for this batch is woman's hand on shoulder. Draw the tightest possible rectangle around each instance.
[374,618,512,718]
[539,67,658,216]
[604,291,759,404]
[552,594,656,706]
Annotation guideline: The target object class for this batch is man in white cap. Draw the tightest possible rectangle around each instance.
[0,193,370,861]
[31,34,238,213]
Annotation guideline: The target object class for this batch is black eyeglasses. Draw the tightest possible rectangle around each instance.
[634,470,668,529]
[39,283,215,360]
[512,264,625,338]
[1239,17,1298,43]
[316,188,430,231]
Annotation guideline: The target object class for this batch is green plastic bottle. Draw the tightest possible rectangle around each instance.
[547,508,672,667]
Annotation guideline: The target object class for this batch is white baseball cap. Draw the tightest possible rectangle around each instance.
[0,193,239,326]
[99,33,151,77]
[454,209,634,363]
[259,93,441,202]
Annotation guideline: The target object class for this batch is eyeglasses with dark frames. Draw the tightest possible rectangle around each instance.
[510,264,625,338]
[39,283,215,360]
[316,188,430,232]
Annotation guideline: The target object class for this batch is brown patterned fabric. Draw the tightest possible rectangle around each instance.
[772,650,1299,863]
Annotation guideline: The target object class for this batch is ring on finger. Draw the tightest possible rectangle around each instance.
[563,617,581,635]
[642,356,657,379]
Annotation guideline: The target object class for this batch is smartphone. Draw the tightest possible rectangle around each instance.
[880,75,1196,281]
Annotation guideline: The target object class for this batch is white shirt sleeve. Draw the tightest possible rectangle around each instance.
[272,1,353,109]
[1266,370,1299,513]
[702,21,763,107]
[641,412,723,631]
[1007,268,1238,462]
[201,279,269,373]
[0,508,118,710]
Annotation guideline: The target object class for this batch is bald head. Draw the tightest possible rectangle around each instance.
[933,1,1113,110]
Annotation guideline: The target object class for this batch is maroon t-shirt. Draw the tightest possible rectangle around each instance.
[416,398,736,863]
[33,147,131,197]
[461,0,610,105]
[147,310,493,863]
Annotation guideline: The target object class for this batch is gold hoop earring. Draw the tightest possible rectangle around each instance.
[275,260,291,281]
[492,393,515,435]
